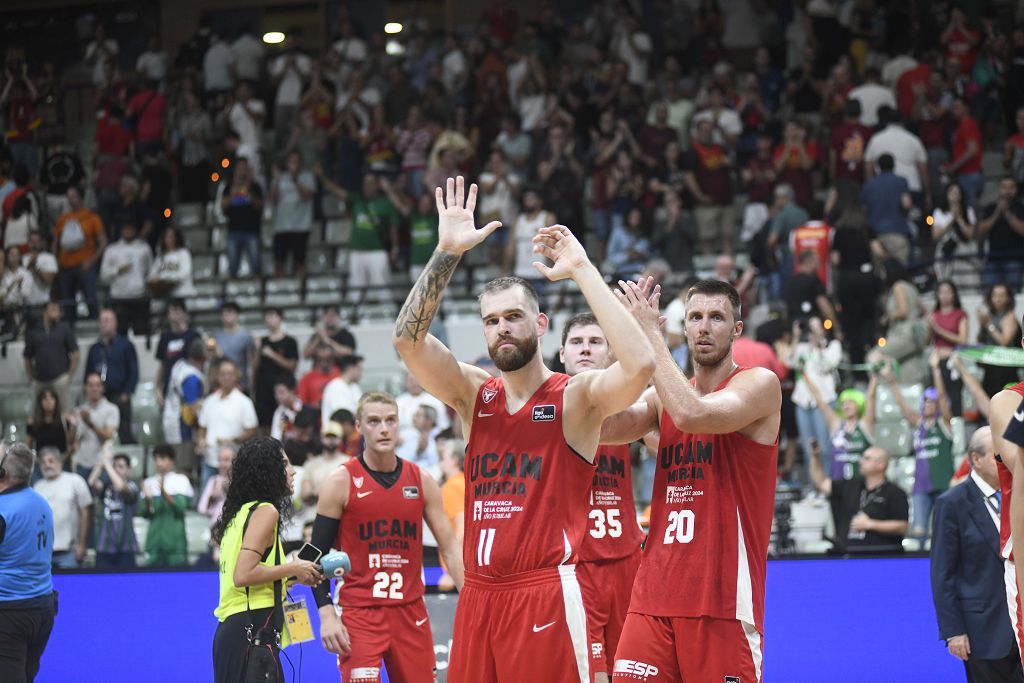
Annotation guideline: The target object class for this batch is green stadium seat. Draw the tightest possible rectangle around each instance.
[873,421,912,458]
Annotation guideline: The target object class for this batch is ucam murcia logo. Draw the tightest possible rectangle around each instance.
[613,659,660,680]
[666,485,704,504]
[482,387,498,403]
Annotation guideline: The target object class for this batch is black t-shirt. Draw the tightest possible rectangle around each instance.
[332,327,357,354]
[982,201,1024,258]
[41,152,84,194]
[1004,396,1024,448]
[224,182,264,235]
[784,272,827,321]
[254,334,299,386]
[156,328,202,394]
[831,227,872,271]
[830,476,909,553]
[111,199,153,234]
[26,420,68,454]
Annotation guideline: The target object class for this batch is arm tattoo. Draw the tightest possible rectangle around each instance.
[394,249,461,343]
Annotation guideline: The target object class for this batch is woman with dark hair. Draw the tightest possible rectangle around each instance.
[26,387,76,464]
[147,226,196,298]
[931,182,980,290]
[212,436,323,683]
[828,191,878,369]
[876,258,929,386]
[927,280,968,415]
[976,282,1023,397]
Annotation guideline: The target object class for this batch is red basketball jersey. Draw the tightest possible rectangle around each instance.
[464,373,594,577]
[998,381,1024,561]
[335,457,426,607]
[578,444,644,563]
[629,368,778,632]
[789,221,833,291]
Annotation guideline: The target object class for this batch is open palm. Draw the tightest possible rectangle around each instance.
[532,225,589,282]
[435,176,502,255]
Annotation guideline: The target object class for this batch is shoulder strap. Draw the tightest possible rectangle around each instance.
[241,502,283,631]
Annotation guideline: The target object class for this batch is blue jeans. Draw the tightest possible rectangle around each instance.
[911,490,940,541]
[8,140,39,179]
[57,266,99,325]
[227,232,262,278]
[956,171,984,211]
[796,403,832,484]
[52,550,80,569]
[984,260,1024,291]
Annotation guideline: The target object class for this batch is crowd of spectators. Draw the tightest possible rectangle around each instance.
[0,1,1023,566]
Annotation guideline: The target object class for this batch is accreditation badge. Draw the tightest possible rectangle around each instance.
[283,598,314,643]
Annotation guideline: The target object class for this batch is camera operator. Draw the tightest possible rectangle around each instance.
[0,442,57,682]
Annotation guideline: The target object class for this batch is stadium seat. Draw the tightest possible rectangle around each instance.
[1,391,34,424]
[264,278,302,308]
[186,512,212,557]
[306,247,334,274]
[192,254,218,280]
[306,275,343,306]
[225,280,262,309]
[182,228,209,251]
[324,218,352,245]
[873,421,912,458]
[135,418,165,449]
[174,203,204,227]
[283,308,313,326]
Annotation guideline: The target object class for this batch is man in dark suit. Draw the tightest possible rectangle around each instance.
[932,426,1024,682]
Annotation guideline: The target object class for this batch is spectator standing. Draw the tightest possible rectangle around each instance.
[493,114,532,179]
[174,91,212,206]
[154,299,201,402]
[84,309,138,443]
[606,207,651,282]
[270,376,304,442]
[269,46,310,145]
[0,246,24,339]
[213,302,255,389]
[846,67,896,127]
[803,370,879,481]
[40,147,84,231]
[162,339,207,472]
[0,442,57,682]
[100,222,152,337]
[773,121,819,209]
[0,68,41,180]
[684,119,735,255]
[767,183,812,297]
[221,157,264,279]
[297,343,340,409]
[93,108,133,231]
[535,123,586,236]
[52,186,106,325]
[393,189,439,282]
[20,230,58,325]
[395,106,434,196]
[809,445,909,554]
[829,99,873,197]
[135,36,169,85]
[436,436,465,591]
[23,300,78,410]
[228,81,265,181]
[88,446,140,568]
[887,356,955,544]
[932,183,980,290]
[650,190,696,275]
[977,177,1024,290]
[398,404,442,475]
[301,305,356,361]
[269,151,315,278]
[506,187,555,292]
[4,194,39,254]
[84,24,119,87]
[33,447,91,568]
[787,317,844,478]
[942,98,984,210]
[877,260,929,386]
[203,33,235,102]
[928,281,969,417]
[320,354,364,426]
[197,359,257,495]
[395,371,450,433]
[230,27,265,84]
[197,445,234,529]
[976,283,1023,398]
[861,154,913,265]
[147,227,196,299]
[930,426,1024,683]
[252,308,299,427]
[784,251,840,326]
[864,107,930,208]
[109,174,155,246]
[26,388,75,460]
[140,445,193,567]
[68,372,119,480]
[125,80,167,156]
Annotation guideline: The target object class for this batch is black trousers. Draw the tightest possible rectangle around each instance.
[107,390,134,444]
[213,607,284,683]
[111,297,151,337]
[965,646,1024,683]
[0,601,56,683]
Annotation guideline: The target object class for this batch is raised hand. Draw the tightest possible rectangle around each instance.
[614,277,663,334]
[435,176,501,256]
[531,225,590,282]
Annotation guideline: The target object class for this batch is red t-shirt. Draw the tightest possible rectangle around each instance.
[773,142,819,208]
[896,63,931,121]
[952,116,983,174]
[790,221,834,290]
[686,143,733,206]
[5,97,40,142]
[830,122,873,180]
[945,27,980,73]
[127,90,167,145]
[930,308,967,350]
[297,367,340,408]
[95,114,133,157]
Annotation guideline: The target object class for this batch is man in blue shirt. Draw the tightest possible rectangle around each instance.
[0,442,56,682]
[84,308,139,444]
[860,153,913,265]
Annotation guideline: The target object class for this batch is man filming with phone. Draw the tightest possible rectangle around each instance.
[309,391,463,682]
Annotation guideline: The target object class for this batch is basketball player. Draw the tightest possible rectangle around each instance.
[310,391,464,683]
[560,312,644,683]
[393,176,655,683]
[602,278,781,682]
[991,320,1024,668]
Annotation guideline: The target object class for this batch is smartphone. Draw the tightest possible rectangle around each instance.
[297,543,322,564]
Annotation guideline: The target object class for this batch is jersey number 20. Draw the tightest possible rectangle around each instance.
[663,510,695,544]
[372,571,404,600]
[589,509,623,539]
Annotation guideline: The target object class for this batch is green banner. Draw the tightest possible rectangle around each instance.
[954,345,1024,367]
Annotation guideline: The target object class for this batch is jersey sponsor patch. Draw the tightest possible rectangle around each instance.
[350,667,380,681]
[613,659,660,679]
[482,387,498,403]
[403,486,420,499]
[353,476,364,488]
[724,677,740,683]
[532,404,556,422]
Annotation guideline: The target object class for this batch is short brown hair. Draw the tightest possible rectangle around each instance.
[478,276,540,312]
[561,311,599,346]
[356,391,399,420]
[685,279,741,321]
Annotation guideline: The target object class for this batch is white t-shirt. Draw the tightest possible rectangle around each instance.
[203,42,236,92]
[321,378,362,426]
[75,398,120,469]
[612,29,652,85]
[100,239,153,299]
[85,39,119,86]
[142,471,194,499]
[34,472,92,551]
[790,339,843,409]
[1,269,27,307]
[477,171,522,227]
[148,248,196,297]
[398,426,441,471]
[21,252,58,306]
[229,99,266,151]
[198,388,258,467]
[664,297,687,341]
[864,125,928,192]
[231,35,266,82]
[847,83,896,127]
[270,54,311,106]
[136,51,169,82]
[396,390,451,432]
[442,49,467,95]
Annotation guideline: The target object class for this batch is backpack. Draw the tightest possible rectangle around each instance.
[60,218,87,251]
